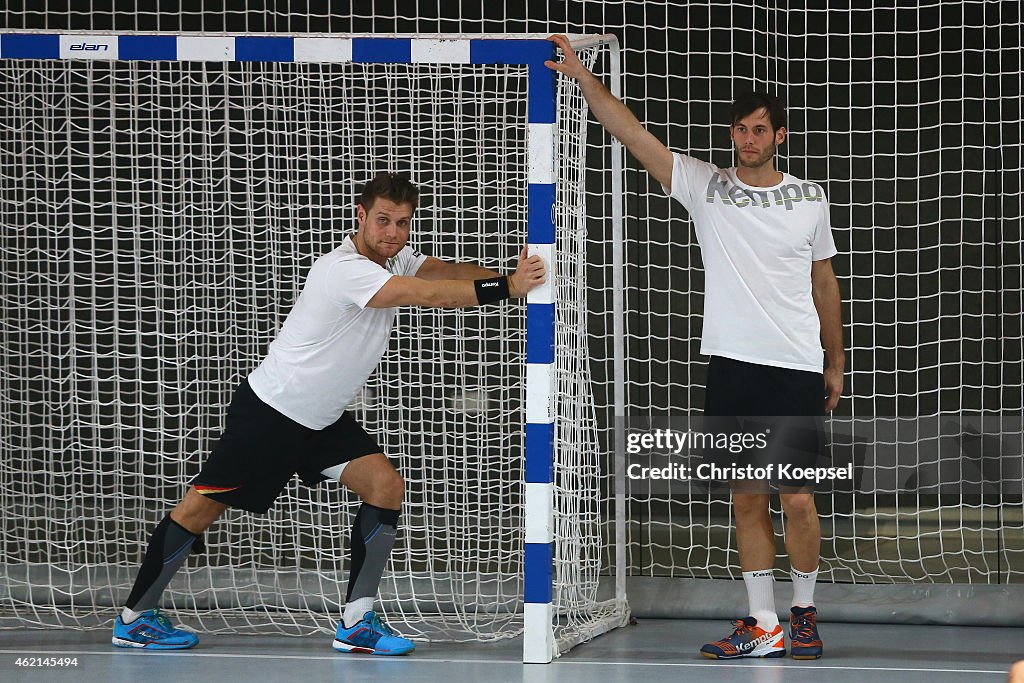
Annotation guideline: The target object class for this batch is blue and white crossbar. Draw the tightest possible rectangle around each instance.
[0,32,560,663]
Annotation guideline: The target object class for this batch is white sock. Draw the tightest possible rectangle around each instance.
[742,569,779,630]
[790,567,819,608]
[120,607,142,624]
[343,597,374,629]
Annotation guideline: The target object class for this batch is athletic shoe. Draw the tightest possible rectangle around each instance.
[700,616,785,659]
[111,609,199,650]
[789,606,823,659]
[333,611,415,656]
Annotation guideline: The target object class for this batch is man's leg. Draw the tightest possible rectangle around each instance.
[733,491,779,629]
[779,491,820,600]
[126,488,226,614]
[701,489,785,659]
[113,488,227,649]
[780,490,823,659]
[331,452,412,655]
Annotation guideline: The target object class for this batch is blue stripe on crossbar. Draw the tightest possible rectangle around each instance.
[1,34,60,59]
[119,35,176,60]
[352,38,411,63]
[470,39,555,123]
[236,37,294,62]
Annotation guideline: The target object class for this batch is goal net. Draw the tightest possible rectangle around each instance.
[0,33,628,658]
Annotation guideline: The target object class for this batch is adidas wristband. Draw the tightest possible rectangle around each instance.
[474,276,510,305]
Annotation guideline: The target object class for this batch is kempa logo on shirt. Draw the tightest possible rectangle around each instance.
[388,249,420,272]
[706,174,824,211]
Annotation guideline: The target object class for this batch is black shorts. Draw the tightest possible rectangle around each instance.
[192,379,382,513]
[703,356,825,490]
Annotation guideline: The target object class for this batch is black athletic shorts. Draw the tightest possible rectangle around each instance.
[192,379,382,513]
[703,356,826,490]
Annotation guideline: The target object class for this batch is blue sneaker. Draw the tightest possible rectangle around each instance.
[112,609,199,650]
[333,611,414,655]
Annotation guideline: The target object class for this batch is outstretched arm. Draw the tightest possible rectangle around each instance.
[545,34,674,190]
[415,257,500,281]
[366,247,546,309]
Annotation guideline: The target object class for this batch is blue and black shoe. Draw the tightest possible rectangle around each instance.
[790,606,823,659]
[112,609,199,650]
[333,611,414,656]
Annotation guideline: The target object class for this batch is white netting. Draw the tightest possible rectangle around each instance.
[0,40,626,647]
[1,0,1021,612]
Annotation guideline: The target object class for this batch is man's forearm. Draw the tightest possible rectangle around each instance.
[446,262,501,280]
[813,277,845,369]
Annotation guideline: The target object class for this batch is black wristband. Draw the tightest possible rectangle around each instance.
[474,276,510,305]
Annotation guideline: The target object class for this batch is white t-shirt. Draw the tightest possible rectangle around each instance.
[663,152,837,373]
[247,236,427,429]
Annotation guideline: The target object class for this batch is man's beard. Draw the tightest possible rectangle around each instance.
[738,144,776,168]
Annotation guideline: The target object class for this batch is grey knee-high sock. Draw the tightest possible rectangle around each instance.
[125,516,203,613]
[344,503,400,625]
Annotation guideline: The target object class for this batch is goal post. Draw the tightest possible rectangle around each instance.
[0,31,628,662]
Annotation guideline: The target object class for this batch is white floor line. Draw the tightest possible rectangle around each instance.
[0,649,1008,676]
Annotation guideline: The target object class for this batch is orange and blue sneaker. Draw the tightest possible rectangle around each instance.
[700,617,785,659]
[789,606,823,659]
[111,609,198,650]
[333,611,414,656]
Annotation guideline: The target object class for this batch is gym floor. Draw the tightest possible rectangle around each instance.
[1,618,1020,683]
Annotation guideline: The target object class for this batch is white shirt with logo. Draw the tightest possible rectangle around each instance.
[663,153,837,373]
[247,236,426,429]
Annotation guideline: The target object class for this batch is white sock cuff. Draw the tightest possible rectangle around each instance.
[742,569,776,581]
[790,567,819,581]
[343,596,375,628]
[790,566,819,608]
[120,606,142,624]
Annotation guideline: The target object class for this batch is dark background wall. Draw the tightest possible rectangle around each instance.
[3,1,1019,416]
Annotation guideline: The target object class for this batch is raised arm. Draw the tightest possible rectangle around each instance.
[366,247,545,309]
[545,34,674,190]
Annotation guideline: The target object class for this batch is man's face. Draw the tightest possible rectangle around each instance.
[356,198,414,262]
[730,108,786,169]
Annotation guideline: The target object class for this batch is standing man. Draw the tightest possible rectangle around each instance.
[111,172,546,654]
[546,35,843,660]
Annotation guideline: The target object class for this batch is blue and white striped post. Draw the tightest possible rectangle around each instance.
[0,31,560,664]
[519,44,558,666]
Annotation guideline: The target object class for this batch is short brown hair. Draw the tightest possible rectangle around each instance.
[730,91,787,132]
[358,172,419,211]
